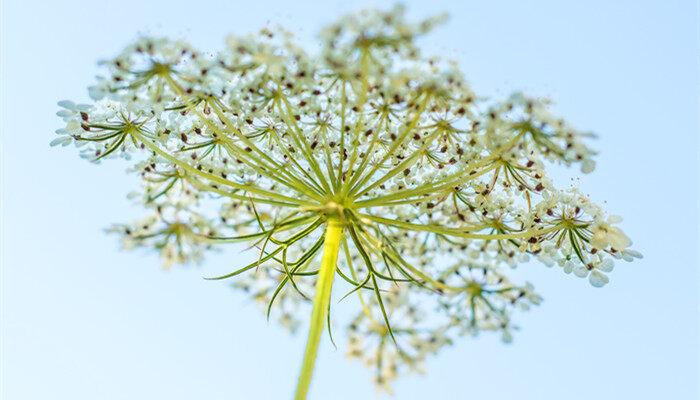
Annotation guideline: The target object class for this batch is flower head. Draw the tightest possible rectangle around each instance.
[55,6,640,395]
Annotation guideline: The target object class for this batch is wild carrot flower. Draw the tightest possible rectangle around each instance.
[54,5,640,398]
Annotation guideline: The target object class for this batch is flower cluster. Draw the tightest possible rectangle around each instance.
[54,5,640,396]
[347,288,452,392]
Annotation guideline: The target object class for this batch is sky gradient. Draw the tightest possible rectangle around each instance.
[2,0,698,399]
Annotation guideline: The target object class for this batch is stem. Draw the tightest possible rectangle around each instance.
[294,219,344,400]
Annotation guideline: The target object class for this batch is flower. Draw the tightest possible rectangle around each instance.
[439,262,542,340]
[108,206,216,268]
[346,287,452,391]
[573,257,615,287]
[590,216,632,251]
[54,6,640,396]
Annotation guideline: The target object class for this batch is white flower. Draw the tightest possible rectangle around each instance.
[573,258,614,287]
[581,159,596,173]
[52,6,641,391]
[590,220,632,250]
[619,249,643,262]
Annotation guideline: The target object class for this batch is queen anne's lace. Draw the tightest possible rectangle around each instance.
[54,5,640,392]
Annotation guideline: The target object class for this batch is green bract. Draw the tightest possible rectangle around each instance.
[54,5,641,398]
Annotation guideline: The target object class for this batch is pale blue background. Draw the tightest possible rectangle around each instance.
[1,1,698,399]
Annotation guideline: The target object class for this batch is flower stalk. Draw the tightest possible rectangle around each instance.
[295,219,344,400]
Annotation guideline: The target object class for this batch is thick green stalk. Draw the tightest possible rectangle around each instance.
[294,219,344,400]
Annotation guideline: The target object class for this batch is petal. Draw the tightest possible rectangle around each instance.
[589,271,609,287]
[50,136,72,147]
[598,258,614,272]
[57,100,76,110]
[590,230,608,249]
[501,330,513,343]
[626,249,643,259]
[608,215,623,224]
[609,227,632,250]
[581,159,596,173]
[573,265,589,278]
[563,262,573,274]
[88,86,105,100]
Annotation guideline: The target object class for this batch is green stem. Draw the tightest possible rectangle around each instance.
[294,219,344,400]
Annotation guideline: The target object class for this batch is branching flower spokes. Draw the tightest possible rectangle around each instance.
[54,5,640,396]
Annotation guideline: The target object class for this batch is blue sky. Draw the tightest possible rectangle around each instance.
[1,0,698,399]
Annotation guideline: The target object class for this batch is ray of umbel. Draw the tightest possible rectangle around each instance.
[53,5,641,398]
